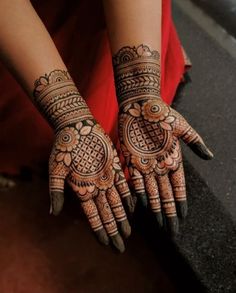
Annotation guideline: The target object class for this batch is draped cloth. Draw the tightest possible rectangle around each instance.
[0,0,187,175]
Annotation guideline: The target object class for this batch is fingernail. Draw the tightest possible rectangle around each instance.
[95,228,109,246]
[155,212,163,228]
[49,204,53,215]
[119,219,131,238]
[206,148,214,159]
[166,216,179,236]
[139,193,148,208]
[176,201,188,218]
[50,192,64,215]
[111,233,125,253]
[124,196,136,214]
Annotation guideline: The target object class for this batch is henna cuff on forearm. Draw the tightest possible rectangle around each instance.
[112,44,161,105]
[33,69,92,130]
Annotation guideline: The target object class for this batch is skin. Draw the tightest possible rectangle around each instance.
[102,0,162,53]
[102,1,213,234]
[0,0,213,251]
[0,0,134,252]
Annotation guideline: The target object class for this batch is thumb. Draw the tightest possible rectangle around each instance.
[179,118,213,160]
[173,112,214,160]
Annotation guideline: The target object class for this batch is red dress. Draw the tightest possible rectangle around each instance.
[0,0,187,175]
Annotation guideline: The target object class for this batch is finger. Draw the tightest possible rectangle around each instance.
[95,191,125,253]
[169,162,188,218]
[49,174,66,216]
[114,170,135,213]
[178,118,213,160]
[80,198,109,246]
[129,167,148,208]
[49,150,70,215]
[143,173,163,227]
[156,174,179,235]
[107,186,131,238]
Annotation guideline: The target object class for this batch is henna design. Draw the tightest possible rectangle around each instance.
[107,187,127,222]
[33,69,92,130]
[113,45,160,104]
[81,199,103,232]
[113,44,213,233]
[33,70,133,251]
[156,174,177,217]
[119,99,182,176]
[169,163,186,203]
[95,191,118,236]
[144,173,161,213]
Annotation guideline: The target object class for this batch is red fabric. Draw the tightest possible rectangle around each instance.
[0,0,185,175]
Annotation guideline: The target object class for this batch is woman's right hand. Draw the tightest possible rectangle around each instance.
[33,69,134,253]
[49,119,134,252]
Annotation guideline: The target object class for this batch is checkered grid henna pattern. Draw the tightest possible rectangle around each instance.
[128,117,167,153]
[32,69,133,252]
[74,134,107,176]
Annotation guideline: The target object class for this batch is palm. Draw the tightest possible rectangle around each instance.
[119,97,213,233]
[49,119,133,252]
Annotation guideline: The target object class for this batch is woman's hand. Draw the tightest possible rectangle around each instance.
[33,69,134,252]
[49,120,133,252]
[119,97,213,234]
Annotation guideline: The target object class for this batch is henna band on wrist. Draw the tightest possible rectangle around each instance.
[33,69,92,131]
[112,44,161,105]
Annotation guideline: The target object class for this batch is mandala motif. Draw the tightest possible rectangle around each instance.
[72,131,110,177]
[56,127,80,152]
[63,126,115,196]
[119,101,182,175]
[130,156,157,174]
[33,69,131,245]
[123,114,171,157]
[112,44,213,233]
[141,100,169,122]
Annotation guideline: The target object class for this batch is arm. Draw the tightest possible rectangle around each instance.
[0,0,133,252]
[103,0,213,234]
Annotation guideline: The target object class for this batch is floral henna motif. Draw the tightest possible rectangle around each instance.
[33,70,92,130]
[33,70,132,252]
[120,98,182,176]
[113,44,213,234]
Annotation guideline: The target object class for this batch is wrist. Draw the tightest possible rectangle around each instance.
[33,69,93,132]
[112,44,161,106]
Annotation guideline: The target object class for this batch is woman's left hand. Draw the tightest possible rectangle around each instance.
[119,97,213,234]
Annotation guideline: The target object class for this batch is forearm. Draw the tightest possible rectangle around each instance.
[102,0,162,103]
[102,0,161,54]
[0,0,91,131]
[0,0,66,96]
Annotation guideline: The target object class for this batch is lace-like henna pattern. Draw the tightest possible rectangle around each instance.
[33,70,132,249]
[113,45,213,232]
[33,70,92,130]
[120,98,182,175]
[113,45,160,104]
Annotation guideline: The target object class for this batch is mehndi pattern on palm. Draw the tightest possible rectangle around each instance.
[33,69,132,252]
[113,44,213,233]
